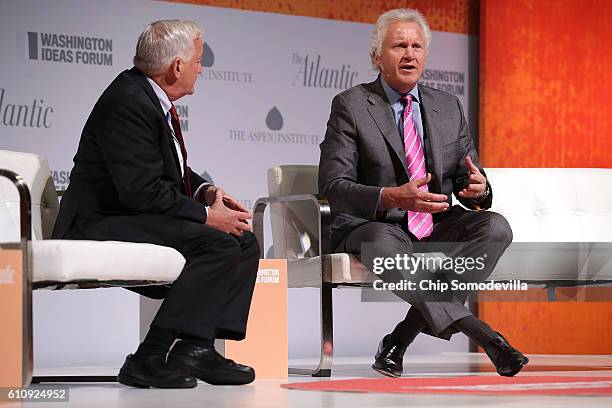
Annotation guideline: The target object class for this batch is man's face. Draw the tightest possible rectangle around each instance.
[376,21,426,94]
[177,38,203,97]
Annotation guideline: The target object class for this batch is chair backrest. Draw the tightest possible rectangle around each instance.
[0,150,59,242]
[485,168,612,242]
[267,166,612,259]
[267,165,320,259]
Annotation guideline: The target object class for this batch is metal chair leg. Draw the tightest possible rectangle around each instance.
[289,279,333,377]
[254,195,334,377]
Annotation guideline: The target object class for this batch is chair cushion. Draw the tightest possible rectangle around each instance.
[488,243,612,282]
[32,240,185,286]
[288,254,374,287]
[288,250,612,288]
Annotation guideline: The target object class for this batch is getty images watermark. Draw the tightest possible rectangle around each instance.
[360,242,528,303]
[370,252,527,293]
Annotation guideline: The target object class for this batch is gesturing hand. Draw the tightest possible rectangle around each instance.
[381,173,449,213]
[457,156,487,199]
[205,189,252,236]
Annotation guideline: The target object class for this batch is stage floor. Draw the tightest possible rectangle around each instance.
[25,353,612,407]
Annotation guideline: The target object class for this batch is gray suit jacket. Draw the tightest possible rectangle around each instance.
[318,76,492,248]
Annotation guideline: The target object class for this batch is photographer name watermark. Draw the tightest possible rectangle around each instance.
[373,278,528,292]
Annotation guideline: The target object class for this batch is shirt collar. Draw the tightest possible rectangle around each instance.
[380,75,420,105]
[146,76,172,116]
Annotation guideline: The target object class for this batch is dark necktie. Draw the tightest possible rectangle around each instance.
[169,104,192,196]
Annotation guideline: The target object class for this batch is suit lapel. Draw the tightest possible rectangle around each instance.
[366,77,409,177]
[419,85,443,193]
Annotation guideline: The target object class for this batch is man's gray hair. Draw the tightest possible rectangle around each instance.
[134,19,203,76]
[369,9,431,71]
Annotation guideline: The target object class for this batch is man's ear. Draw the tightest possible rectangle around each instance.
[372,52,382,70]
[170,57,181,79]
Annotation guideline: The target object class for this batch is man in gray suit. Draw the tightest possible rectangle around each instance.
[319,8,528,377]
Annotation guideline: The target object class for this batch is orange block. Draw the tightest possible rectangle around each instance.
[0,249,24,387]
[225,259,288,379]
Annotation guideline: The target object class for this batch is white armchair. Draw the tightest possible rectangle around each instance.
[253,165,370,377]
[253,165,612,377]
[0,150,187,384]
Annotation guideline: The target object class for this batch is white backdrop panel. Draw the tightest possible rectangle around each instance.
[0,0,476,366]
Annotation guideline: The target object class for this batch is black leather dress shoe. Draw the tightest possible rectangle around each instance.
[372,334,408,378]
[485,332,529,377]
[117,354,197,388]
[166,341,255,385]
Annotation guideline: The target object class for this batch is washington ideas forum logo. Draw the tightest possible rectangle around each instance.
[229,107,319,145]
[174,104,189,131]
[420,69,466,96]
[0,265,15,285]
[292,53,358,90]
[200,43,254,84]
[24,31,113,66]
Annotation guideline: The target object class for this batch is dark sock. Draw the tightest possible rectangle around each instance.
[181,334,214,348]
[133,325,175,360]
[390,307,427,346]
[452,315,497,348]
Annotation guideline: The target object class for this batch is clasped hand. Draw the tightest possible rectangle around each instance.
[204,186,252,236]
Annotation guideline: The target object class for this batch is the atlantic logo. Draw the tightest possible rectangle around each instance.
[229,107,319,145]
[200,43,254,83]
[0,88,53,128]
[0,265,15,285]
[420,69,465,96]
[24,31,113,66]
[292,53,358,90]
[175,104,189,132]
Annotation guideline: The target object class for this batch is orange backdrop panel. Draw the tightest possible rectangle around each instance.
[480,0,612,168]
[480,0,612,354]
[162,0,479,34]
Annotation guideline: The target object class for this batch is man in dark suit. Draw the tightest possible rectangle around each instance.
[53,20,258,388]
[319,9,528,377]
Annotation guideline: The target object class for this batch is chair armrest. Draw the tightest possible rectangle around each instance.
[0,169,32,242]
[253,194,332,259]
[1,168,34,387]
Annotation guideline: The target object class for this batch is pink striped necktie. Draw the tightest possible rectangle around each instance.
[401,94,433,240]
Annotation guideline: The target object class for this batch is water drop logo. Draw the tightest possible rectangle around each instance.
[265,107,283,131]
[201,42,215,67]
[199,42,254,84]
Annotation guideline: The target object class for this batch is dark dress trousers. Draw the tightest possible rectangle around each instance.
[52,67,259,341]
[319,76,513,339]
